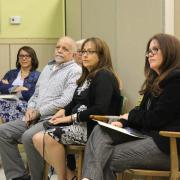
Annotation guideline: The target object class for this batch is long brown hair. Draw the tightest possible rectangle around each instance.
[140,33,180,96]
[77,37,120,88]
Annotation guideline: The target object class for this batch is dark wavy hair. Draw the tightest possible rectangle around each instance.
[77,37,120,87]
[16,46,39,71]
[140,33,180,96]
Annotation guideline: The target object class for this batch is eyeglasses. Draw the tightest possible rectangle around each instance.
[18,54,31,59]
[145,47,160,57]
[80,50,97,56]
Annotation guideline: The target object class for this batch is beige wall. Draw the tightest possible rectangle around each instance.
[65,0,164,110]
[116,0,164,110]
[0,0,64,38]
[0,0,63,78]
[0,45,9,77]
[174,0,180,39]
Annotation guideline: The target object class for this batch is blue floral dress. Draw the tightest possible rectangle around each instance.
[0,99,27,122]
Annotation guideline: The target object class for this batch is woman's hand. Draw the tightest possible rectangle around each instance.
[111,121,123,128]
[2,79,9,84]
[51,109,65,120]
[49,115,71,125]
[13,86,28,92]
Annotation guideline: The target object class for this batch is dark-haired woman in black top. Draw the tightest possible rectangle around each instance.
[33,37,122,180]
[82,33,180,180]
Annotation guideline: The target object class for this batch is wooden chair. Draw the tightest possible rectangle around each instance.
[124,130,180,180]
[66,145,85,179]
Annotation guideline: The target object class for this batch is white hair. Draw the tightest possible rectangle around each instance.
[76,39,86,50]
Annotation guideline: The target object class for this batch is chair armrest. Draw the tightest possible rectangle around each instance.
[89,115,109,123]
[159,131,180,138]
[159,130,180,177]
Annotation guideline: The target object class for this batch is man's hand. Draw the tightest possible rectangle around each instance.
[25,108,40,127]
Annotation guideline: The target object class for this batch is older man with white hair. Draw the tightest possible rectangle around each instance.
[0,36,81,180]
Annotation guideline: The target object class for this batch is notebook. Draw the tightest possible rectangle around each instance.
[94,120,148,139]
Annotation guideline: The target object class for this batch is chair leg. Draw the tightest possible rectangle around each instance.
[170,174,179,180]
[116,173,123,180]
[146,177,153,180]
[43,162,49,180]
[77,151,84,179]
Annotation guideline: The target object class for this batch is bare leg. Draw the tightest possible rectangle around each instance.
[33,132,66,180]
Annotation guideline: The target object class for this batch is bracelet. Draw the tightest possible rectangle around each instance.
[77,113,80,122]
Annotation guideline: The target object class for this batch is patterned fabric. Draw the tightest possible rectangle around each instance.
[47,122,87,145]
[47,79,91,145]
[0,99,27,122]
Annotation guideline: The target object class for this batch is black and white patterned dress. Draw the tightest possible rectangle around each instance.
[47,79,91,145]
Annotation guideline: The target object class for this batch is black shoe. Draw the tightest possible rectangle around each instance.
[12,174,31,180]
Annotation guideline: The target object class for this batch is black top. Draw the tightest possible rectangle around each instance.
[65,69,121,137]
[122,69,180,154]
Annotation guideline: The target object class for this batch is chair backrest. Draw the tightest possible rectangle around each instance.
[120,95,128,114]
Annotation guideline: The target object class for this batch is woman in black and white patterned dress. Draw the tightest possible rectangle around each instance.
[33,37,122,180]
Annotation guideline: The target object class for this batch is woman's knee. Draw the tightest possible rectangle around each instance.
[33,132,57,148]
[32,132,44,148]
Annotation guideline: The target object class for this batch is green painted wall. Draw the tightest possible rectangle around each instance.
[0,0,64,38]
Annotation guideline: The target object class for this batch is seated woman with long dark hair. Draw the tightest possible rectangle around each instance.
[0,46,40,122]
[82,33,180,180]
[32,37,122,180]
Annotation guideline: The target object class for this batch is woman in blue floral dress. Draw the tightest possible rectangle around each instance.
[0,46,40,122]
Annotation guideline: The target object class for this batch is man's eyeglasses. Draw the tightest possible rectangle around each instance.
[18,54,31,59]
[80,50,97,56]
[145,47,160,57]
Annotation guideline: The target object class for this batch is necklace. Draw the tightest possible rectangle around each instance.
[21,70,30,79]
